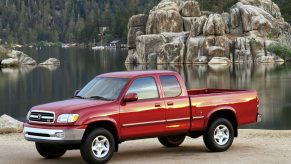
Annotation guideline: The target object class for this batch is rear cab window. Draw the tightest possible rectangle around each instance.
[160,75,182,98]
[126,77,159,100]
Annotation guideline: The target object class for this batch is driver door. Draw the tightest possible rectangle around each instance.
[119,76,166,140]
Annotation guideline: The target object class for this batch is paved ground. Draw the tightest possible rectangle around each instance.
[0,130,291,164]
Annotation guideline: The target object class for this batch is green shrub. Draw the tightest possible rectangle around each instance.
[0,46,9,60]
[267,44,291,59]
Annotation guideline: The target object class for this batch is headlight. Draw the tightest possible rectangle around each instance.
[26,110,31,121]
[57,114,79,123]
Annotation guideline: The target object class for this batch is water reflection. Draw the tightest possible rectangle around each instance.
[0,47,290,130]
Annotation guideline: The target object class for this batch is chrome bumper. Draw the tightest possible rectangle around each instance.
[24,127,85,143]
[257,113,262,123]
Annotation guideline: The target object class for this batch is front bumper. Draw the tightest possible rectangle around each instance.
[257,113,262,123]
[24,127,85,144]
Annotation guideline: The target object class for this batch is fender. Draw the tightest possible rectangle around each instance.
[203,106,237,130]
[83,116,121,140]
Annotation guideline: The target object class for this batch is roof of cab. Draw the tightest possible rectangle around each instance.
[97,70,177,78]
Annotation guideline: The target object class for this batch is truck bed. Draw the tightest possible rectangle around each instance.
[188,88,258,131]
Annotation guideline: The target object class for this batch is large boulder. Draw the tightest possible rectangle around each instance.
[203,14,225,36]
[1,50,36,67]
[39,58,60,65]
[7,50,36,65]
[0,114,23,134]
[1,58,19,67]
[158,37,186,64]
[183,16,207,36]
[233,37,252,62]
[208,46,225,57]
[127,14,148,28]
[239,0,281,18]
[180,0,201,17]
[208,57,231,64]
[146,1,183,34]
[127,14,148,48]
[127,34,165,64]
[185,36,207,63]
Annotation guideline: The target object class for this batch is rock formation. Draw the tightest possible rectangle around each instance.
[0,114,23,134]
[126,0,291,64]
[39,58,60,65]
[0,46,36,67]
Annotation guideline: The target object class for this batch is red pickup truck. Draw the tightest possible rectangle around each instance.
[24,70,261,163]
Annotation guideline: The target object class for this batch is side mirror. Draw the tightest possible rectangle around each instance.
[123,93,138,102]
[74,90,80,97]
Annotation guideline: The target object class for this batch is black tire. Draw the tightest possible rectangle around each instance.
[203,118,234,152]
[35,143,66,159]
[158,135,186,147]
[80,128,115,164]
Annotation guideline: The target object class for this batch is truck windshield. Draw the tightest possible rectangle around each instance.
[76,77,128,101]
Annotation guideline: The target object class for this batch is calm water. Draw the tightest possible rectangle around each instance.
[1,47,291,130]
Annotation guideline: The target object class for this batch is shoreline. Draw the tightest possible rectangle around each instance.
[1,129,290,163]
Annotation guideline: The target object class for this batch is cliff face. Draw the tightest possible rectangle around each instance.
[126,0,291,64]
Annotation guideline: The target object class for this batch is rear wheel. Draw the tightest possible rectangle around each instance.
[158,135,186,147]
[80,128,115,164]
[203,118,234,152]
[35,143,66,159]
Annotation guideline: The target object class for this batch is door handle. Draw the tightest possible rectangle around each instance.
[167,101,174,106]
[155,103,161,107]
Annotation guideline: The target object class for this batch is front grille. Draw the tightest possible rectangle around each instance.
[29,111,55,123]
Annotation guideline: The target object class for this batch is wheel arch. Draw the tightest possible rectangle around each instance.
[204,107,238,137]
[82,119,120,151]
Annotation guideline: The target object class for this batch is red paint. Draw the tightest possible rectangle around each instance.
[25,70,259,141]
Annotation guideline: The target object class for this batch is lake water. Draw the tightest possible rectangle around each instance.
[1,47,291,130]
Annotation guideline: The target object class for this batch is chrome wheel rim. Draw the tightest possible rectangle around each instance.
[214,125,229,146]
[91,135,110,158]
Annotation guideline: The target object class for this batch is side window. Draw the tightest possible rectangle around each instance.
[126,77,159,100]
[160,75,182,98]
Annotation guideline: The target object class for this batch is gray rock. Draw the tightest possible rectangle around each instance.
[232,37,252,62]
[146,1,183,34]
[135,34,165,64]
[158,38,185,64]
[6,50,36,65]
[39,58,60,65]
[257,56,284,63]
[193,56,208,64]
[208,57,231,64]
[222,12,230,34]
[128,26,146,48]
[127,14,148,28]
[180,0,201,17]
[185,36,206,63]
[0,114,23,134]
[183,16,207,36]
[1,58,19,67]
[208,46,225,57]
[203,14,225,36]
[239,0,281,18]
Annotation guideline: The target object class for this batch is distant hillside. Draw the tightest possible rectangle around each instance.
[0,0,159,44]
[0,0,289,44]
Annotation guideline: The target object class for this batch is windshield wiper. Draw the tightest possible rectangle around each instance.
[74,95,85,99]
[89,96,113,101]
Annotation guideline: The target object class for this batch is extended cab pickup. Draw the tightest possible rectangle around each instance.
[24,70,261,163]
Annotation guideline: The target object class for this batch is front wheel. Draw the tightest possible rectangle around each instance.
[158,135,186,147]
[203,118,234,152]
[80,128,115,164]
[35,143,66,159]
